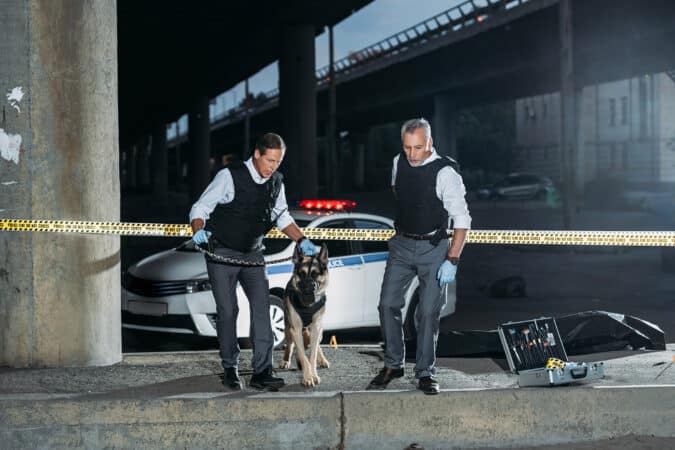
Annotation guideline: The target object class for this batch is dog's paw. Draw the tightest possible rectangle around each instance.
[312,374,321,385]
[301,376,315,387]
[279,360,290,369]
[319,359,330,369]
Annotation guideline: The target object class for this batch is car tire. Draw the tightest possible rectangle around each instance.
[268,295,286,350]
[403,289,420,341]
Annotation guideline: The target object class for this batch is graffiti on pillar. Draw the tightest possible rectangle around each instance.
[6,87,24,114]
[0,128,22,164]
[1,181,18,185]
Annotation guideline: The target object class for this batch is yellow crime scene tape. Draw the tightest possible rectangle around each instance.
[2,219,675,246]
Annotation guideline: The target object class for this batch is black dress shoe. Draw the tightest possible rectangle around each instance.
[249,367,286,390]
[222,367,242,391]
[367,367,404,390]
[418,376,440,395]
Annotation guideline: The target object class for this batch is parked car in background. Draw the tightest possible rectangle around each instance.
[476,173,556,200]
[121,200,457,348]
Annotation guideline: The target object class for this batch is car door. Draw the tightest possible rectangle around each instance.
[314,219,366,329]
[352,218,393,325]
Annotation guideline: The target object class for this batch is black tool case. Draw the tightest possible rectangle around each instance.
[498,317,604,387]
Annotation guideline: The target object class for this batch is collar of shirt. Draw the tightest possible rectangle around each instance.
[418,147,440,166]
[244,157,268,184]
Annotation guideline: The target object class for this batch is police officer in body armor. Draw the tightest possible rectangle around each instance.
[189,133,317,390]
[367,118,472,395]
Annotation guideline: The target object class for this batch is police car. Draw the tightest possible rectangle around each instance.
[121,200,457,348]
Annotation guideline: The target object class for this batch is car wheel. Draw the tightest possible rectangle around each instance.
[403,289,420,341]
[268,295,286,350]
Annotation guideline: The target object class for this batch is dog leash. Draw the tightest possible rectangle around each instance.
[182,241,293,267]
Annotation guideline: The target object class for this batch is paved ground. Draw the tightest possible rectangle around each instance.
[1,345,673,399]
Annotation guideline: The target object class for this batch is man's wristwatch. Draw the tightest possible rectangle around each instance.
[446,256,460,266]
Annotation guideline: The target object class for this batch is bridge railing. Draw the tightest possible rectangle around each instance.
[212,0,530,127]
[314,0,530,84]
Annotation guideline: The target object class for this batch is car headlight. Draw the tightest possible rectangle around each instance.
[185,280,212,293]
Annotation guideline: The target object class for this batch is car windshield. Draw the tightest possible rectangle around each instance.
[262,219,312,255]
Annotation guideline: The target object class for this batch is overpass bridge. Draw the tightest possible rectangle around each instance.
[195,0,675,189]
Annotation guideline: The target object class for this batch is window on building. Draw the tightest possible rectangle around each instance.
[610,143,617,169]
[609,98,616,126]
[621,96,628,125]
[639,77,648,138]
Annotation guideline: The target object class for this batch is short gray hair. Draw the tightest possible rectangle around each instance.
[400,118,432,142]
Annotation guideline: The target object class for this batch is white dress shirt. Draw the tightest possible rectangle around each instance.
[391,149,472,229]
[189,158,295,231]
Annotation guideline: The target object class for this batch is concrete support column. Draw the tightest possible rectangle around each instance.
[560,0,578,228]
[280,24,317,199]
[0,0,121,367]
[127,145,138,190]
[188,96,211,204]
[433,94,458,159]
[350,130,368,190]
[151,122,168,205]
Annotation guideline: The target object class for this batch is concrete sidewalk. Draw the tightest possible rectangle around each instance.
[1,345,674,448]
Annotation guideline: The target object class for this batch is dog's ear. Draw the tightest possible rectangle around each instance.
[318,242,329,268]
[293,243,303,265]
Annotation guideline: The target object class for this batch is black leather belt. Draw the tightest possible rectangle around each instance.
[396,231,434,240]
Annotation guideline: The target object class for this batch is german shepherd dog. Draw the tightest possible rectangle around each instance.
[279,243,330,386]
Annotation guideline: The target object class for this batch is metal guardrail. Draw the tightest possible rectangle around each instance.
[208,0,531,127]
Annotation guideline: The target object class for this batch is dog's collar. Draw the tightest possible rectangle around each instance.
[287,289,326,328]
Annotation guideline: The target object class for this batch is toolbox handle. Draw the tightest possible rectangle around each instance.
[570,366,588,379]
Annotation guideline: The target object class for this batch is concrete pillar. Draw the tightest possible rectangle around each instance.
[327,25,338,195]
[350,130,368,190]
[151,122,168,204]
[0,0,120,367]
[280,24,317,199]
[137,136,151,188]
[127,145,138,190]
[433,94,458,159]
[243,79,251,160]
[188,96,211,204]
[560,0,578,228]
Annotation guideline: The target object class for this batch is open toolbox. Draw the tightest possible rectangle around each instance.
[498,317,605,387]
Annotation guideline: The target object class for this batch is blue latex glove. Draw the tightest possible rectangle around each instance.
[192,229,212,245]
[436,260,457,287]
[299,238,318,256]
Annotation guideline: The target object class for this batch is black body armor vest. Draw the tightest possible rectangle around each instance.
[394,154,457,235]
[205,164,282,252]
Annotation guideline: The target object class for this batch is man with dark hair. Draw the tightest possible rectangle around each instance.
[367,118,471,395]
[190,132,317,390]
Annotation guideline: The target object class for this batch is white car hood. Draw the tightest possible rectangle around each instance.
[128,248,207,281]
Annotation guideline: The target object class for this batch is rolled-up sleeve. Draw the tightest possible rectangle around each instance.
[273,183,295,230]
[437,167,472,230]
[188,169,234,223]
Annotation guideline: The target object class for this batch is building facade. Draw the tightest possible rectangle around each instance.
[515,72,675,191]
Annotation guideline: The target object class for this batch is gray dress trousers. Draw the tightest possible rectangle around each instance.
[378,234,449,379]
[205,246,273,373]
